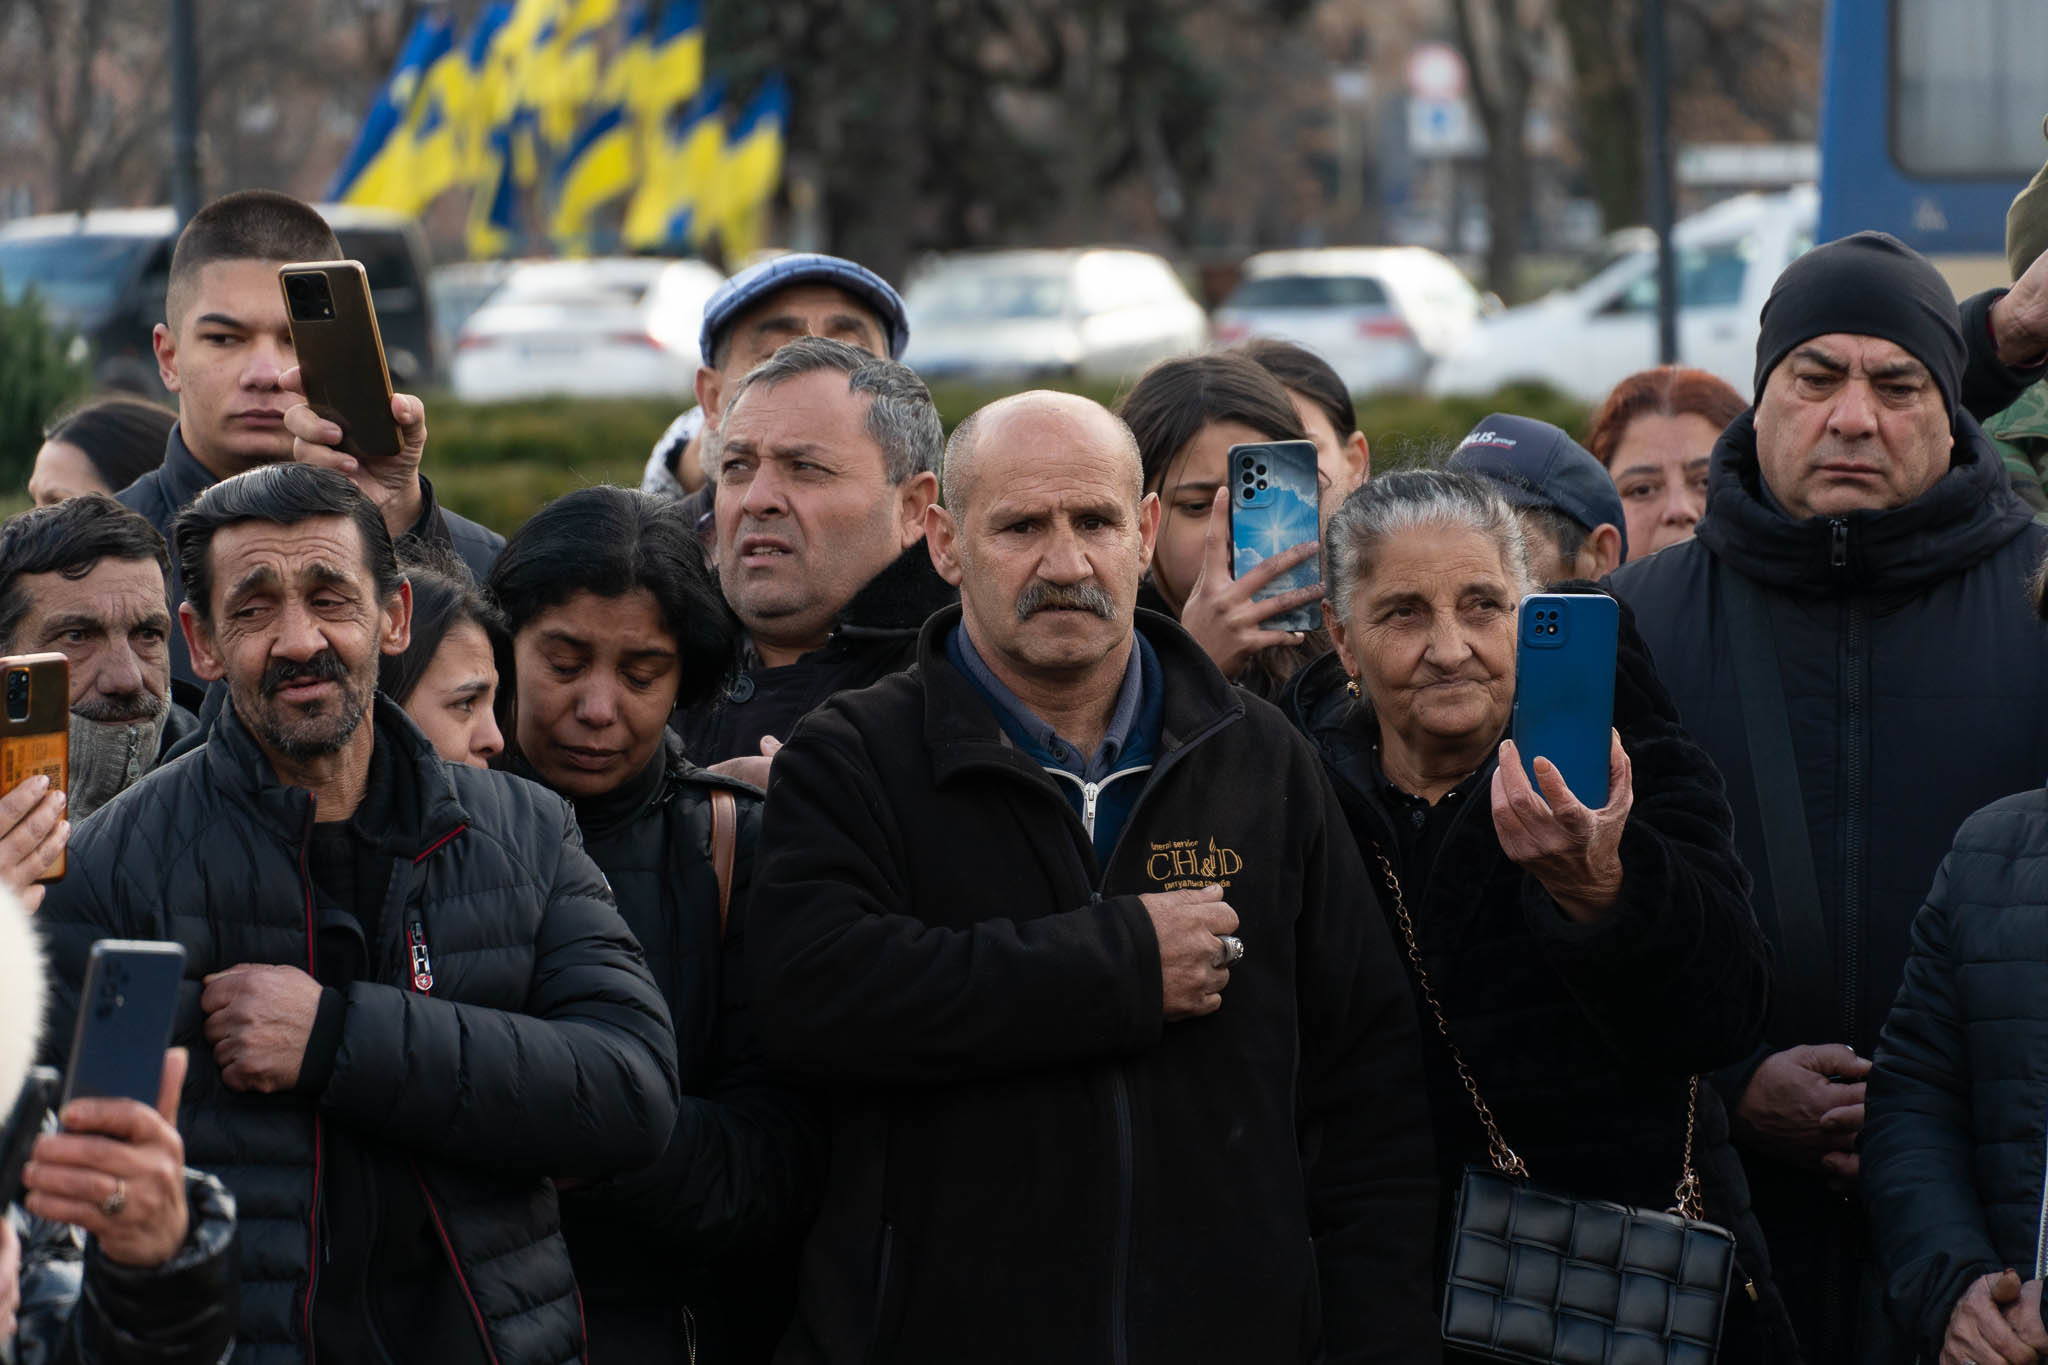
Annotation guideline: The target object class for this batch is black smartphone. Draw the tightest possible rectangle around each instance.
[278,259,401,461]
[1226,439,1322,632]
[0,1066,57,1207]
[59,940,185,1112]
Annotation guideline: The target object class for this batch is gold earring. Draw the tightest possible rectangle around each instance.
[1345,677,1360,698]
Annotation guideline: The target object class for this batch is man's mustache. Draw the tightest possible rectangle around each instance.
[261,651,350,697]
[72,690,166,724]
[1014,581,1116,621]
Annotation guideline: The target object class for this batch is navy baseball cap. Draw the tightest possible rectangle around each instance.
[1448,414,1629,561]
[697,253,910,365]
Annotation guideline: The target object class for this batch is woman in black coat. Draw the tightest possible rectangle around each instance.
[1282,469,1788,1361]
[489,488,821,1365]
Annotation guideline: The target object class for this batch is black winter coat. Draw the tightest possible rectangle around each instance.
[1865,789,2048,1356]
[535,736,822,1365]
[674,542,957,766]
[750,607,1440,1365]
[10,1170,239,1365]
[116,427,504,708]
[36,697,681,1365]
[1280,612,1778,1360]
[1606,397,2048,1360]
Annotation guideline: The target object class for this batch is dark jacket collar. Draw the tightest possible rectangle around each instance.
[836,540,959,639]
[514,730,760,841]
[150,423,222,514]
[914,604,1241,785]
[204,690,469,852]
[1694,407,2035,595]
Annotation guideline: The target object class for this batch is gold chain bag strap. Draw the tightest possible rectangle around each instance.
[1373,851,1734,1365]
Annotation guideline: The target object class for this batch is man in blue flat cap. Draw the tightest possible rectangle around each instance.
[1448,413,1629,584]
[641,253,911,508]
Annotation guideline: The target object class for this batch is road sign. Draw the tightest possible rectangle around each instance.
[1409,97,1482,157]
[1406,42,1467,101]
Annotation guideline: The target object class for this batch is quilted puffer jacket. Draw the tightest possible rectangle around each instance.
[35,696,681,1365]
[1866,787,2048,1356]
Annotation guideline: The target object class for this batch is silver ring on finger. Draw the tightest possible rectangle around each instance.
[1214,934,1244,968]
[100,1177,126,1218]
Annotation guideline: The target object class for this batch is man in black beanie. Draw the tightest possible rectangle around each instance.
[1608,229,2048,1365]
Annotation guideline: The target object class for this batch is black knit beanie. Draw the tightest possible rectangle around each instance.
[1752,230,1964,421]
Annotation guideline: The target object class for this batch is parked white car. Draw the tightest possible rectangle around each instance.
[449,257,724,403]
[902,249,1209,384]
[1428,185,1817,403]
[1212,247,1488,394]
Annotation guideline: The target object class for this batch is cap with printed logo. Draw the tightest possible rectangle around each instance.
[698,253,911,365]
[1448,413,1629,561]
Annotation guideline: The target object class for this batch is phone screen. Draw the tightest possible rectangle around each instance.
[1227,440,1322,632]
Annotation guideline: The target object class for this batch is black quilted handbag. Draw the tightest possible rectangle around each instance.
[1373,851,1735,1365]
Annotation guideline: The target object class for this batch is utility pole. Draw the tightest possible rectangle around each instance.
[170,0,202,226]
[1644,0,1678,364]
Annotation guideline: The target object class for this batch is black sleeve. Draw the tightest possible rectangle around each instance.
[318,812,682,1179]
[564,798,825,1261]
[1294,765,1441,1364]
[1863,841,2004,1358]
[1960,289,2048,422]
[41,1171,239,1365]
[750,713,1164,1087]
[1519,598,1772,1075]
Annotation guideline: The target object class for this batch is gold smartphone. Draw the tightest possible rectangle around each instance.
[0,654,68,882]
[278,259,401,461]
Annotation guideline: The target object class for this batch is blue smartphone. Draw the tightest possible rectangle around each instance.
[1511,593,1619,808]
[1227,439,1322,632]
[59,939,185,1111]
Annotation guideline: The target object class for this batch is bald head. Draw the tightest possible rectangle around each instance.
[942,390,1143,517]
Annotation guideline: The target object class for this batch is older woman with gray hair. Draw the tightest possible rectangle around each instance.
[1281,468,1792,1360]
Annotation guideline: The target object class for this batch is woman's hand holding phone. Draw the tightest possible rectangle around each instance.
[22,1048,190,1268]
[0,774,68,913]
[281,365,426,540]
[1492,732,1633,924]
[1178,487,1324,681]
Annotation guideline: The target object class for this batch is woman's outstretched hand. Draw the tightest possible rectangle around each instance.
[1492,731,1632,923]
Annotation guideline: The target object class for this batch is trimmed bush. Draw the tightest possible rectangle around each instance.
[0,276,91,487]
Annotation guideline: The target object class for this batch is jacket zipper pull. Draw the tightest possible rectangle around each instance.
[407,920,434,993]
[1829,518,1849,570]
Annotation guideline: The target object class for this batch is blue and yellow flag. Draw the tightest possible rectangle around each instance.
[622,80,723,251]
[635,0,703,120]
[709,75,788,260]
[329,13,455,205]
[550,103,638,248]
[467,125,523,259]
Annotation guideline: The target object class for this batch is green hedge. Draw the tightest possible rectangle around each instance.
[415,380,1592,536]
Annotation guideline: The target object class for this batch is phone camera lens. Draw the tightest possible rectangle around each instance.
[1241,471,1255,484]
[1255,464,1267,476]
[1241,487,1255,500]
[1256,479,1268,490]
[5,669,26,722]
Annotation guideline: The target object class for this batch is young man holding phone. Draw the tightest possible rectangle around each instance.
[122,189,502,708]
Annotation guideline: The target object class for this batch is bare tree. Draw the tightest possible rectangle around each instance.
[1449,0,1547,296]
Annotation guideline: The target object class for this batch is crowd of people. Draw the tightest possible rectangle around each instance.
[3,156,2048,1365]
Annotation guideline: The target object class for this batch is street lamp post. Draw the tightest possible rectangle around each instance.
[170,0,201,227]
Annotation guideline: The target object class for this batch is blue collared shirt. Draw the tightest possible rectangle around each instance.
[948,623,1163,864]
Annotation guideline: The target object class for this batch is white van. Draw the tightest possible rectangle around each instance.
[1428,185,1817,404]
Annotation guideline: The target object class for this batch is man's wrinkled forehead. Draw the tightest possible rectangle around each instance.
[209,516,370,602]
[724,283,886,367]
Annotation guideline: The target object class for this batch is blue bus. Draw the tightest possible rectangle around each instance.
[1818,0,2048,289]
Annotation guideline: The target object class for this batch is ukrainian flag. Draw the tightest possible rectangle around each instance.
[406,7,510,213]
[329,12,455,205]
[468,125,523,259]
[635,0,703,119]
[710,75,788,260]
[621,80,722,251]
[550,103,638,247]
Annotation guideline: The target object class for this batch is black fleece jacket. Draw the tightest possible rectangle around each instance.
[750,607,1438,1365]
[35,697,680,1365]
[674,541,957,765]
[1281,599,1779,1360]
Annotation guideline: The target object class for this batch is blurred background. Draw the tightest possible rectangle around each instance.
[1,0,2043,531]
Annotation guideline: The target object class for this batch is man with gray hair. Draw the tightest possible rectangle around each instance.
[750,390,1437,1364]
[676,335,955,778]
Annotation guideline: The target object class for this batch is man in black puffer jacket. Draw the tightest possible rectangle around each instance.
[37,464,681,1365]
[752,392,1437,1365]
[1609,232,2048,1363]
